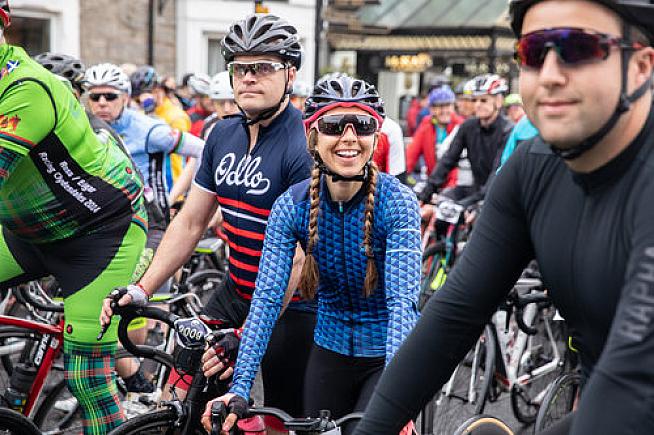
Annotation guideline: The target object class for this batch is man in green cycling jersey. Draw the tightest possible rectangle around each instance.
[0,2,147,433]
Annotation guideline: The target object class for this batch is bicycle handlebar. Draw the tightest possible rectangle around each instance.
[510,291,551,336]
[211,402,363,433]
[97,301,178,367]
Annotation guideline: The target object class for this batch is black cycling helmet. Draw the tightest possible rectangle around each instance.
[34,52,86,94]
[509,0,654,160]
[130,66,160,97]
[304,74,385,126]
[0,0,10,29]
[221,14,303,69]
[510,0,654,41]
[303,74,384,182]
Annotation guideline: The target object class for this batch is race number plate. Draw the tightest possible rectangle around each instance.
[174,317,210,349]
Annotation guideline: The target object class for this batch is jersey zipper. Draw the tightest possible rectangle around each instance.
[339,202,356,355]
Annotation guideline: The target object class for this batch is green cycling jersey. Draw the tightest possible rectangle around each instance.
[0,44,146,243]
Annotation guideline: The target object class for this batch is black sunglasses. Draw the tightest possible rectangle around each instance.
[316,114,379,137]
[515,27,644,69]
[89,92,121,102]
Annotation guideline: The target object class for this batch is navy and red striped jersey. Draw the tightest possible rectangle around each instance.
[194,104,313,300]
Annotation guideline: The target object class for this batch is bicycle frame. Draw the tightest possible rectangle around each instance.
[0,314,64,416]
[493,305,561,389]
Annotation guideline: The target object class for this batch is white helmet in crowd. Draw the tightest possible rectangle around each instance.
[188,73,212,96]
[84,63,132,95]
[210,71,234,100]
[291,80,311,98]
[468,74,508,96]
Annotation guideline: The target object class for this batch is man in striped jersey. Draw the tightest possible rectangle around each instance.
[102,13,316,431]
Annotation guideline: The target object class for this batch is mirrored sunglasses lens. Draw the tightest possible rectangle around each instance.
[559,31,605,63]
[517,29,607,68]
[353,115,377,135]
[318,115,377,136]
[256,63,275,75]
[317,116,343,135]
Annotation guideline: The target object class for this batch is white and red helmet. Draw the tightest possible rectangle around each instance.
[0,0,10,29]
[468,74,508,97]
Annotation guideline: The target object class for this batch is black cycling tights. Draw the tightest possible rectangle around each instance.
[303,344,385,435]
[261,309,316,419]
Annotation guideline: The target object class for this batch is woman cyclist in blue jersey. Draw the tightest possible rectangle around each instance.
[201,74,421,434]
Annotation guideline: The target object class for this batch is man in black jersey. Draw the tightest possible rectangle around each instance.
[418,73,513,205]
[354,1,654,434]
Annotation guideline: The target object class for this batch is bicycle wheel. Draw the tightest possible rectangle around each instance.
[534,372,581,433]
[0,407,42,435]
[107,407,204,435]
[185,269,226,307]
[510,308,567,424]
[453,415,513,435]
[432,325,496,434]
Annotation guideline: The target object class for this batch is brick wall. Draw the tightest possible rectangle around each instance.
[80,0,176,77]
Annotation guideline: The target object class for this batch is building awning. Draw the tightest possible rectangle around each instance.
[356,0,510,29]
[327,0,515,54]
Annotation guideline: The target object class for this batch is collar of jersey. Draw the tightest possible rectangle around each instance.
[478,114,508,133]
[112,107,134,131]
[240,101,297,133]
[320,174,368,214]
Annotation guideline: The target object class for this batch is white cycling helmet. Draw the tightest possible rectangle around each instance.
[468,74,508,97]
[291,80,311,98]
[188,73,212,96]
[84,63,131,95]
[209,71,234,101]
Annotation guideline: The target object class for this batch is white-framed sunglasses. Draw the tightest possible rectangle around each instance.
[227,61,287,79]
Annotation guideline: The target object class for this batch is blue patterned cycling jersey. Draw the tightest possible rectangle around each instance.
[230,172,422,399]
[111,108,203,213]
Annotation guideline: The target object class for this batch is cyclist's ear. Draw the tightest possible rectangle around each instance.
[286,67,297,94]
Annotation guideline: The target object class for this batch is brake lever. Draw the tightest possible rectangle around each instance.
[96,299,118,341]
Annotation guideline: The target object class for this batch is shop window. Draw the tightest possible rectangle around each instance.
[208,37,226,75]
[5,16,50,55]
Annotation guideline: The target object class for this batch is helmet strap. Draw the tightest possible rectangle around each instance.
[551,22,652,160]
[312,134,377,183]
[242,65,291,126]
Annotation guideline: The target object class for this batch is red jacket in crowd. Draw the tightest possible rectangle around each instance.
[405,98,422,137]
[187,105,213,138]
[406,114,464,185]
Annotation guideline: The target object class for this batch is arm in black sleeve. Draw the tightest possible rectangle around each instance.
[419,128,465,203]
[353,150,535,434]
[570,185,654,435]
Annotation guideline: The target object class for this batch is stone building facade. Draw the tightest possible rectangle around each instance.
[80,0,176,77]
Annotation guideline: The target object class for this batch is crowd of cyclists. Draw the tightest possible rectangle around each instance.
[0,0,653,433]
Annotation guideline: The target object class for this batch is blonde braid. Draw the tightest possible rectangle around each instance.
[299,162,321,299]
[362,164,379,296]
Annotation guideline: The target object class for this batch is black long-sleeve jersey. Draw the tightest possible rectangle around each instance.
[355,107,654,435]
[418,115,513,203]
